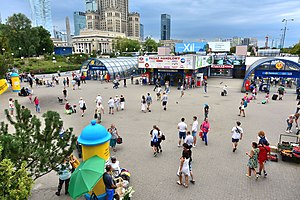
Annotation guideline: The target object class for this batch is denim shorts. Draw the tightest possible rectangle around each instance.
[179,132,186,139]
[192,131,196,137]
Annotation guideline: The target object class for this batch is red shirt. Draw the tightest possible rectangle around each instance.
[258,145,270,163]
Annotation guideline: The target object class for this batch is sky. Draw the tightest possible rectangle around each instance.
[0,0,300,47]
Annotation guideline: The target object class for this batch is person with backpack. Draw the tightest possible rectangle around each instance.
[150,125,160,157]
[238,98,246,117]
[257,131,270,178]
[231,121,243,152]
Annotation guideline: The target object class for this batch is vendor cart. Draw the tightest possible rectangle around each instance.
[277,134,300,163]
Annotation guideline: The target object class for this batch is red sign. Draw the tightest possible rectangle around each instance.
[211,64,233,69]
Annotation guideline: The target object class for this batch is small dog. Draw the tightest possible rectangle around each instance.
[57,97,63,104]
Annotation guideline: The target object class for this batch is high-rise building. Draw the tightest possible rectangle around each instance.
[140,24,144,41]
[29,0,53,35]
[66,17,71,46]
[97,0,129,34]
[161,14,171,40]
[242,38,251,46]
[127,12,140,39]
[85,0,98,12]
[74,12,86,36]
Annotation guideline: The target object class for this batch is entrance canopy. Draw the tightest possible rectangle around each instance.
[242,57,300,91]
[81,57,138,80]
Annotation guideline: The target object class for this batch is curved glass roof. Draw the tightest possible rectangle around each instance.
[81,57,138,78]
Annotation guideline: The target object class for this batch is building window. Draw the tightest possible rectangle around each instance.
[88,22,92,29]
[87,16,92,20]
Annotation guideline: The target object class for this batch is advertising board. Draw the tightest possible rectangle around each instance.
[208,42,230,52]
[175,42,207,53]
[138,56,194,69]
[195,56,212,69]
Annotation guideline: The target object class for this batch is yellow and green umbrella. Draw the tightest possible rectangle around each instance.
[68,155,105,199]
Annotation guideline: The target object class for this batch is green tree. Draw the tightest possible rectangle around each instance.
[0,52,13,78]
[113,37,140,53]
[290,43,300,55]
[0,146,34,199]
[0,100,77,180]
[143,38,158,52]
[32,26,54,55]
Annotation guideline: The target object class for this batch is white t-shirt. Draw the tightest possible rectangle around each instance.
[192,120,198,132]
[96,96,102,103]
[79,100,85,108]
[162,94,168,102]
[108,99,114,107]
[96,104,104,113]
[232,126,243,139]
[178,122,187,132]
[109,161,121,175]
[184,135,194,146]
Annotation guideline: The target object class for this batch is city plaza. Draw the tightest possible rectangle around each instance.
[1,75,299,200]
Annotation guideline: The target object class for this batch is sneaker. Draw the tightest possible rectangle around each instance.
[285,130,289,133]
[153,152,157,157]
[193,145,196,148]
[160,149,162,153]
[264,171,267,177]
[245,174,251,178]
[233,148,237,152]
[178,144,181,147]
[55,192,60,196]
[190,180,195,184]
[256,174,260,180]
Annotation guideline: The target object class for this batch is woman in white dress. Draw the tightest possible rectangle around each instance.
[141,95,146,113]
[177,153,190,188]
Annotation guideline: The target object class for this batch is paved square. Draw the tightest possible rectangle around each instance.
[1,77,299,200]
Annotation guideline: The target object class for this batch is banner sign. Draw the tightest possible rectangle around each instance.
[195,56,212,69]
[175,42,207,53]
[138,56,194,69]
[208,42,230,52]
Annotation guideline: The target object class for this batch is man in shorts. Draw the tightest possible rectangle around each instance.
[191,116,198,147]
[231,121,243,152]
[177,118,187,147]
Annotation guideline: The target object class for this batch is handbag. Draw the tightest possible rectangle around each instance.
[199,131,203,138]
[117,137,123,144]
[94,113,98,119]
[161,134,166,140]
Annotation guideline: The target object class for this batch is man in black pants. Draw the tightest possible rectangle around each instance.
[55,159,72,196]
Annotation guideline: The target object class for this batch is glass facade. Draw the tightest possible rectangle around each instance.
[29,0,53,35]
[161,14,171,40]
[74,12,86,36]
[81,57,138,80]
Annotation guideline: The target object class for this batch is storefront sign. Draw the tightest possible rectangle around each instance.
[211,64,233,69]
[196,56,212,69]
[262,71,293,76]
[138,56,194,69]
[0,79,9,95]
[89,66,106,70]
[157,69,178,72]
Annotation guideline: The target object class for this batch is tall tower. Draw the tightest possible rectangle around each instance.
[74,11,86,36]
[161,14,171,40]
[29,0,53,35]
[127,12,140,39]
[66,17,71,46]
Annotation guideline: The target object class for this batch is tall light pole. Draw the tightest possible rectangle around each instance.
[281,18,294,48]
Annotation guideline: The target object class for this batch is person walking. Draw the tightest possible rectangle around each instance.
[150,125,160,157]
[141,95,147,113]
[146,93,152,112]
[204,104,209,120]
[114,95,120,112]
[71,79,76,90]
[78,97,86,117]
[34,96,40,113]
[95,102,104,123]
[191,116,198,147]
[177,118,187,147]
[180,85,184,98]
[8,98,14,116]
[131,75,134,84]
[245,142,260,179]
[63,78,66,87]
[203,79,207,93]
[238,98,246,117]
[103,165,118,200]
[63,87,67,101]
[120,95,125,110]
[95,94,103,104]
[66,77,70,87]
[108,124,120,152]
[177,149,190,188]
[257,137,270,178]
[231,121,243,152]
[123,78,127,87]
[286,115,294,133]
[200,117,210,146]
[156,85,162,101]
[108,97,115,114]
[161,92,168,111]
[182,143,195,184]
[296,100,300,114]
[55,158,72,196]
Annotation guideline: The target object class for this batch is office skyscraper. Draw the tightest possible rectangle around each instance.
[161,14,171,40]
[140,24,144,41]
[85,0,98,12]
[29,0,53,35]
[74,12,86,36]
[127,12,140,39]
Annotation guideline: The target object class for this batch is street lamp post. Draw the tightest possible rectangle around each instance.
[281,18,294,48]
